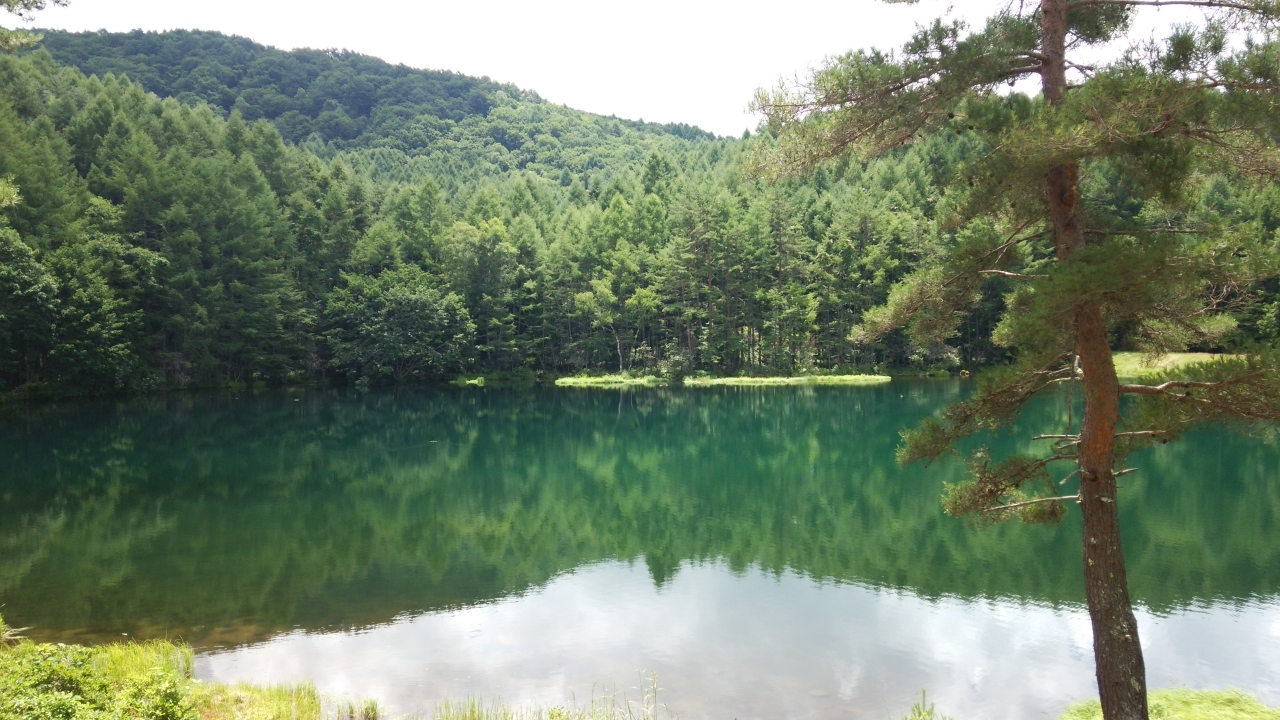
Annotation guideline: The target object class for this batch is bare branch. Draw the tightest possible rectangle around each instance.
[979,270,1051,280]
[1120,373,1262,395]
[984,494,1080,513]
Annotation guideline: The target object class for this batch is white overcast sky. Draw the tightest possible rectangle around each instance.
[28,0,1204,137]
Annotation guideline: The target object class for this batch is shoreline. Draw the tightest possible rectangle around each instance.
[0,351,1234,405]
[1,630,1273,720]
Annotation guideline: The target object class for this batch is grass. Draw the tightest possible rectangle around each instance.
[681,374,892,387]
[195,682,328,719]
[1060,689,1280,720]
[555,375,667,387]
[555,373,891,388]
[0,613,365,720]
[1111,352,1236,381]
[92,638,194,680]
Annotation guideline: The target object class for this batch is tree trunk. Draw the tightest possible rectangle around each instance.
[1040,0,1149,718]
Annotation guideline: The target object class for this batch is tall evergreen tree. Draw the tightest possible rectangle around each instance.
[752,2,1280,718]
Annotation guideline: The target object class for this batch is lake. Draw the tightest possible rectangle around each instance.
[1,383,1277,719]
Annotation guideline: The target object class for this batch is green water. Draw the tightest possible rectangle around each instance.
[1,383,1277,717]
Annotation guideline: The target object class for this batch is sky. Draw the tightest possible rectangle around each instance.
[26,0,1205,137]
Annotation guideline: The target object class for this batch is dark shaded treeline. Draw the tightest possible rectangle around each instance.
[0,385,1276,646]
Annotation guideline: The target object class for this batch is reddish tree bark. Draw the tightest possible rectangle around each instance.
[1040,0,1149,717]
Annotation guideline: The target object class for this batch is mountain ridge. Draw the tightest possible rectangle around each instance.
[34,28,718,148]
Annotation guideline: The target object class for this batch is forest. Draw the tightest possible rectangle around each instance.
[1,29,1278,397]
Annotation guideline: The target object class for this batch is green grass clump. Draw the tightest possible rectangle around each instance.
[1060,689,1280,720]
[0,639,194,720]
[1111,352,1235,381]
[195,681,327,719]
[555,375,666,387]
[436,673,672,720]
[0,614,358,720]
[682,374,892,387]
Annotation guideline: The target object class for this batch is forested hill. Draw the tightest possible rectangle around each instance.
[38,29,716,148]
[1,34,1272,399]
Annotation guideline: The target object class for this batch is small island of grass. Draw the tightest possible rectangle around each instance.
[554,374,892,388]
[682,374,892,387]
[555,375,667,387]
[1111,352,1238,381]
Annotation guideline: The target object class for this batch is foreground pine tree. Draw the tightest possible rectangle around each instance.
[753,2,1280,718]
[0,0,64,50]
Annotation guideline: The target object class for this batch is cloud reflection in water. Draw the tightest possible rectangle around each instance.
[197,559,1280,720]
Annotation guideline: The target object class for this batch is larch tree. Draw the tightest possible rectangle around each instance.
[751,1,1280,719]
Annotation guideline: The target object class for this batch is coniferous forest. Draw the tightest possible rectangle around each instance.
[1,29,1278,397]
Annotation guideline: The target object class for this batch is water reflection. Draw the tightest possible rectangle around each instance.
[1,384,1278,716]
[198,560,1280,720]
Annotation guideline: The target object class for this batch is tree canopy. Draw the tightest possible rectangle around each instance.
[0,40,1026,396]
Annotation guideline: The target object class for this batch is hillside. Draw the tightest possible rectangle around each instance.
[38,29,715,148]
[35,30,724,190]
[1,30,1272,398]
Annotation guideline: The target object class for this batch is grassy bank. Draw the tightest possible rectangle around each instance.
[0,628,332,720]
[0,613,672,720]
[1061,689,1280,719]
[1111,352,1237,381]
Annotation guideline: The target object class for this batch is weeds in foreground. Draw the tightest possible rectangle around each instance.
[0,612,26,645]
[333,697,383,720]
[436,673,672,720]
[900,691,951,720]
[195,681,326,719]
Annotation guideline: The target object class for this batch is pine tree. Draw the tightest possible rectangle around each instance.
[0,0,64,51]
[752,2,1280,718]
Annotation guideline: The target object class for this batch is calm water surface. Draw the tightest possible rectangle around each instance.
[1,383,1277,719]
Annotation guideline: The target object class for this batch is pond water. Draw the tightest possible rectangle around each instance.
[1,383,1277,719]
